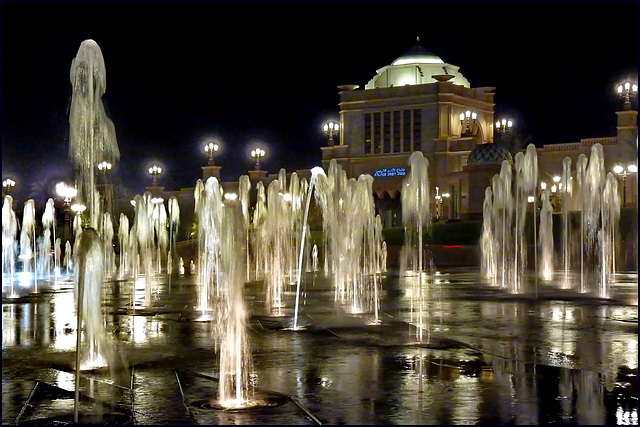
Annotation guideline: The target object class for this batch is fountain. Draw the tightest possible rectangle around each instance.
[42,198,56,280]
[168,196,180,275]
[480,142,623,298]
[539,188,554,281]
[19,199,37,293]
[118,213,130,278]
[401,151,431,341]
[314,160,381,321]
[2,195,18,297]
[69,39,119,229]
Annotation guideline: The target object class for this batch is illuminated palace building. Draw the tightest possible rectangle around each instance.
[322,38,638,225]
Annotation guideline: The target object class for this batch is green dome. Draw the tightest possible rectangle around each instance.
[467,143,513,165]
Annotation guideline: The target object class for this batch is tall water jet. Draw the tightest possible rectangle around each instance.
[64,240,72,275]
[73,228,117,422]
[523,144,538,294]
[561,156,573,289]
[314,160,380,317]
[69,39,119,229]
[480,186,497,282]
[197,178,224,316]
[238,176,251,281]
[20,200,37,292]
[102,212,115,278]
[576,153,588,293]
[154,201,168,275]
[263,179,290,316]
[168,196,180,275]
[134,193,155,306]
[539,189,554,281]
[513,151,527,294]
[118,213,130,278]
[293,167,326,330]
[2,196,18,296]
[601,173,620,297]
[401,152,431,342]
[496,161,514,290]
[251,181,267,281]
[194,179,205,291]
[585,144,605,295]
[209,191,254,407]
[73,227,113,371]
[42,198,56,280]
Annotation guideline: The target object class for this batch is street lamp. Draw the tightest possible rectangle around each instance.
[148,165,163,186]
[459,110,477,134]
[56,182,77,244]
[3,178,16,195]
[204,142,220,165]
[97,161,112,172]
[251,148,265,170]
[495,118,514,135]
[616,81,638,110]
[613,163,637,206]
[323,121,339,146]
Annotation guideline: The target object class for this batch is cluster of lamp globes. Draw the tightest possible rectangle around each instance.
[55,181,85,213]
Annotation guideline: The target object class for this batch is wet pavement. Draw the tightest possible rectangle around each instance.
[2,268,638,425]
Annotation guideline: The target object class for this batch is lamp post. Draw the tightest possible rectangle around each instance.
[251,148,265,170]
[148,165,163,186]
[323,121,339,146]
[97,161,112,174]
[613,164,637,206]
[616,81,638,111]
[495,118,514,135]
[459,110,477,134]
[56,182,77,245]
[2,178,16,198]
[204,142,220,165]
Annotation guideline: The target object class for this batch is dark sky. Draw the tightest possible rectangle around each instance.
[2,2,638,204]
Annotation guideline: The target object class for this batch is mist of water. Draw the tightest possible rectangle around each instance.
[2,196,18,296]
[69,40,119,229]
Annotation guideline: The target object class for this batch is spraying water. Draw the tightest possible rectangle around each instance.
[293,167,326,329]
[168,196,180,275]
[42,198,56,280]
[480,186,497,281]
[576,153,588,293]
[196,178,224,315]
[539,189,554,281]
[134,193,155,306]
[20,200,37,292]
[73,227,118,422]
[64,240,72,276]
[561,156,573,289]
[251,181,267,281]
[69,39,119,229]
[118,213,130,278]
[401,152,431,341]
[2,196,18,296]
[314,160,381,318]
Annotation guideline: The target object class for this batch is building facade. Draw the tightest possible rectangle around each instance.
[323,39,638,225]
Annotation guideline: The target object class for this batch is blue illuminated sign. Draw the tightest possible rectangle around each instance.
[373,167,406,177]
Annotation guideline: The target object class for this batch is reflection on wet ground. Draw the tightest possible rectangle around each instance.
[2,268,638,425]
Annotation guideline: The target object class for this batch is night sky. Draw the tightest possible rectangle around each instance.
[2,2,638,205]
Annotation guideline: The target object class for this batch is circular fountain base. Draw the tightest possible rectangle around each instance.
[191,395,289,411]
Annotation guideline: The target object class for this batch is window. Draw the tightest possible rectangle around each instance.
[373,112,381,154]
[403,110,411,153]
[413,109,421,151]
[393,111,401,152]
[383,112,391,153]
[364,113,372,154]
